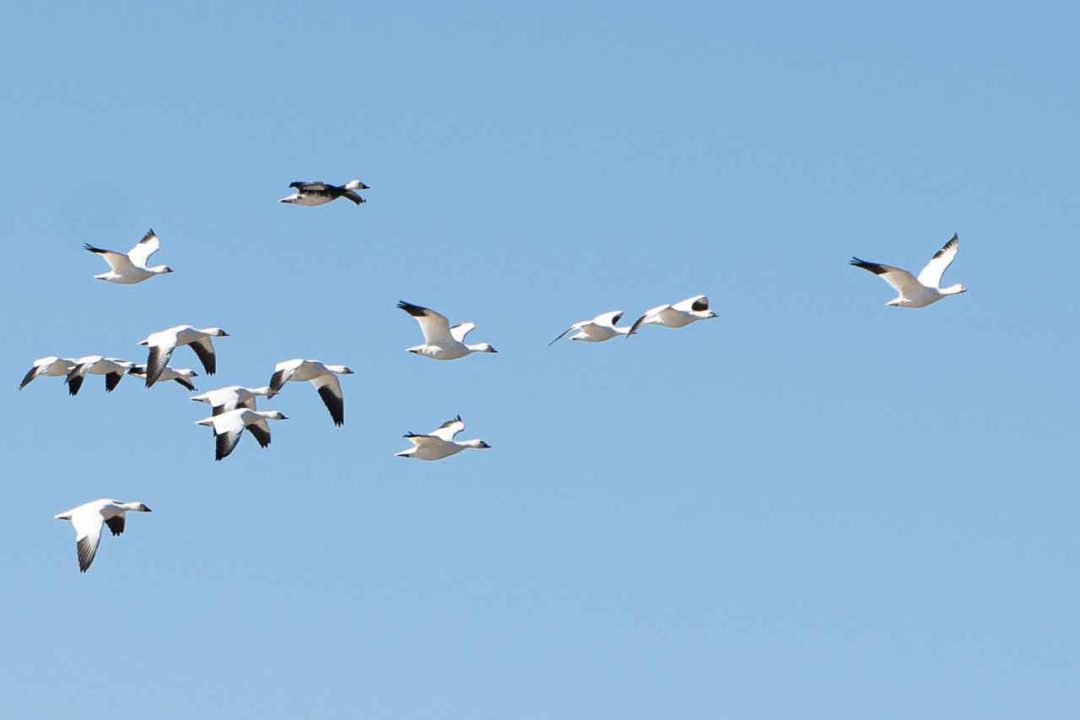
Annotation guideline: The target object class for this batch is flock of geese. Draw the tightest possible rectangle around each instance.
[23,178,967,572]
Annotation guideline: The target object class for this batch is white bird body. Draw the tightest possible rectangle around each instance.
[19,356,76,389]
[268,359,353,426]
[128,364,198,391]
[280,179,369,206]
[397,301,498,360]
[66,356,135,396]
[138,325,229,387]
[395,415,491,461]
[196,408,288,461]
[54,498,151,573]
[628,295,717,336]
[190,385,274,415]
[84,229,173,285]
[549,310,631,345]
[850,234,966,308]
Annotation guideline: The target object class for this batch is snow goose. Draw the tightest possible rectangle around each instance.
[137,325,229,387]
[196,409,288,461]
[280,179,369,206]
[19,356,76,390]
[549,310,631,345]
[190,385,275,415]
[627,295,717,337]
[850,234,966,308]
[397,301,498,360]
[54,498,151,573]
[268,360,353,426]
[395,415,491,461]
[84,229,173,285]
[128,365,198,391]
[65,356,135,396]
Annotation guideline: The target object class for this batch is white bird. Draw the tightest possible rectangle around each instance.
[137,325,229,387]
[395,415,491,461]
[190,385,275,415]
[128,365,198,391]
[268,359,353,427]
[196,409,288,461]
[850,234,966,308]
[549,310,631,346]
[65,356,135,396]
[627,295,717,336]
[19,356,76,390]
[279,179,369,206]
[397,300,498,360]
[83,229,173,285]
[54,498,152,573]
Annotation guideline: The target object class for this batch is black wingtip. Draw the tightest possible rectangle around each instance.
[396,300,426,316]
[83,243,105,253]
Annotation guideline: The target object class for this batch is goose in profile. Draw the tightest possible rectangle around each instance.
[397,301,498,360]
[395,415,491,461]
[190,385,275,415]
[137,325,229,387]
[19,356,76,390]
[850,234,966,308]
[54,498,151,573]
[84,229,173,285]
[627,295,717,336]
[280,179,369,206]
[66,356,135,396]
[549,310,631,346]
[128,365,198,391]
[196,409,288,461]
[268,360,353,426]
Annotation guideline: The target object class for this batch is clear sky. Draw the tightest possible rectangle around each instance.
[2,2,1079,718]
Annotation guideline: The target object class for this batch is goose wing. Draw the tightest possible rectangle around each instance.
[397,301,453,345]
[126,229,160,268]
[430,415,464,441]
[311,373,345,427]
[403,432,440,448]
[70,510,105,573]
[246,417,273,448]
[673,295,709,313]
[850,258,922,294]
[916,234,959,289]
[187,338,217,375]
[449,322,476,342]
[144,334,178,388]
[594,311,624,328]
[549,320,587,346]
[628,305,669,336]
[83,244,134,273]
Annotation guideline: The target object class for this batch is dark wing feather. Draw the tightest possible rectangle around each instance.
[145,346,171,387]
[188,339,216,375]
[104,372,123,392]
[18,366,37,390]
[105,516,125,536]
[174,376,196,391]
[318,385,345,427]
[66,371,85,397]
[77,535,99,573]
[849,257,890,275]
[215,430,244,461]
[248,423,272,448]
[268,368,288,394]
[342,191,366,205]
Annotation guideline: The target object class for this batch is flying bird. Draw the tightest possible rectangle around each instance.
[395,415,491,461]
[268,360,353,426]
[397,301,498,360]
[549,310,631,346]
[279,179,370,206]
[19,357,76,390]
[137,325,229,387]
[196,409,288,461]
[54,498,152,573]
[850,234,966,308]
[65,356,135,396]
[128,365,198,391]
[84,229,173,284]
[190,385,275,415]
[627,295,717,336]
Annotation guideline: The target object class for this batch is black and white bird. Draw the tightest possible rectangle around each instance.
[19,356,76,390]
[196,409,288,461]
[268,360,353,427]
[128,364,198,391]
[137,325,229,387]
[190,385,275,415]
[279,179,370,206]
[84,229,173,285]
[397,301,498,360]
[65,356,135,396]
[850,234,966,308]
[627,295,717,336]
[54,498,152,573]
[549,310,632,345]
[395,415,491,461]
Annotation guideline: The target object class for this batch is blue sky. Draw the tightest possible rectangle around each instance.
[2,2,1079,718]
